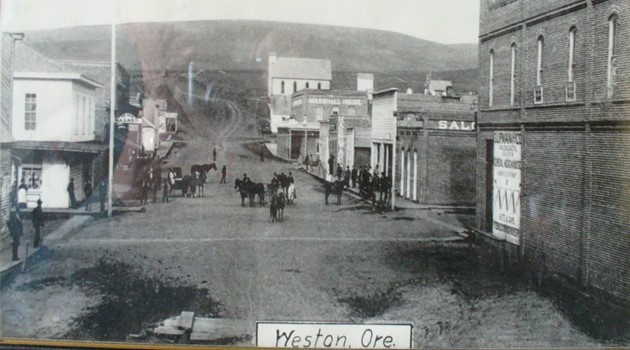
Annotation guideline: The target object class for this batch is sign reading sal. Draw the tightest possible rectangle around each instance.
[257,322,412,349]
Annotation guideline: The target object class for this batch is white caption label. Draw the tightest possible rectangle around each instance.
[257,322,412,349]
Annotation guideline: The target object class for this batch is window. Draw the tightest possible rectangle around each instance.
[608,15,618,98]
[293,81,297,93]
[317,82,322,90]
[82,96,87,135]
[316,106,324,121]
[567,27,577,101]
[489,50,494,107]
[305,82,310,89]
[21,152,43,190]
[510,44,517,106]
[281,81,285,94]
[535,36,544,104]
[24,93,37,130]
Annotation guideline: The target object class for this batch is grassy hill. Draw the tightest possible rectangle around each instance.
[22,20,477,73]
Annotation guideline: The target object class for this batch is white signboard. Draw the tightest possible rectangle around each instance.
[257,322,412,349]
[308,97,363,106]
[337,116,345,167]
[493,131,521,245]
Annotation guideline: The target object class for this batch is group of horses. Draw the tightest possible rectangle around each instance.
[178,163,217,197]
[233,176,296,223]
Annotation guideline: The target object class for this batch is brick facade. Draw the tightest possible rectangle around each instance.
[477,0,630,302]
[0,33,16,251]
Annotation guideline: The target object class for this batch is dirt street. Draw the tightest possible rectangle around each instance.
[0,136,610,348]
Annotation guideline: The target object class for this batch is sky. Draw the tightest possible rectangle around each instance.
[1,0,480,44]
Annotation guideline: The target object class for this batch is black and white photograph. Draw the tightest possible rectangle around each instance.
[0,0,628,348]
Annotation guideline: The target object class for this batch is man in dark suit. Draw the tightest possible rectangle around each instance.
[32,199,45,248]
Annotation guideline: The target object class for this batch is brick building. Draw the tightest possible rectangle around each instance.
[476,0,630,303]
[396,93,476,206]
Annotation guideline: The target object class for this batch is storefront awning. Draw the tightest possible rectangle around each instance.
[12,141,108,154]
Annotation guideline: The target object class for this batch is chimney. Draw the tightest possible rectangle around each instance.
[269,52,277,64]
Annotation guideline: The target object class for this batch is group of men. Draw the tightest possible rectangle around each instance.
[66,177,108,212]
[7,198,45,261]
[270,171,295,197]
[332,163,392,202]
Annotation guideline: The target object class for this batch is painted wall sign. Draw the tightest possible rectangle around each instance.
[493,131,521,245]
[436,120,475,130]
[308,97,363,106]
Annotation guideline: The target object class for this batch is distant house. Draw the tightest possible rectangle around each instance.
[11,43,105,208]
[425,79,453,97]
[267,53,332,133]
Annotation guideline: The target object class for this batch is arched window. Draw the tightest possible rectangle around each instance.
[281,81,285,94]
[489,49,494,107]
[510,44,517,106]
[536,36,544,87]
[608,15,618,98]
[317,82,322,90]
[305,82,310,89]
[293,81,297,93]
[568,27,577,83]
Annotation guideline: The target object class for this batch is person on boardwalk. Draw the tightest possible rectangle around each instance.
[351,165,358,188]
[162,179,170,203]
[213,147,217,162]
[151,178,160,203]
[17,179,28,209]
[303,154,310,170]
[67,178,77,209]
[8,210,23,261]
[84,179,93,211]
[32,199,44,248]
[98,179,107,212]
[328,156,335,177]
[220,165,227,184]
[260,148,265,162]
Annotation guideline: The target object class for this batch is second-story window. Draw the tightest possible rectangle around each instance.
[281,81,285,94]
[305,82,310,89]
[348,106,356,116]
[25,93,37,130]
[489,50,494,107]
[318,82,322,90]
[608,14,618,98]
[293,81,297,93]
[316,106,324,121]
[568,27,576,82]
[510,44,517,106]
[535,36,544,104]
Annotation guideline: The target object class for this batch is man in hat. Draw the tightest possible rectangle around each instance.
[8,210,23,261]
[67,178,77,209]
[98,179,107,212]
[220,165,227,184]
[84,179,93,211]
[32,199,45,248]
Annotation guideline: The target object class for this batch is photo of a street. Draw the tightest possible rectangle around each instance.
[0,0,629,349]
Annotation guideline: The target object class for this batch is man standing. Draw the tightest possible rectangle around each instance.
[84,179,93,211]
[67,178,77,209]
[17,179,27,209]
[8,211,23,261]
[220,165,227,184]
[380,172,388,201]
[328,156,335,177]
[213,146,217,162]
[98,179,107,213]
[162,179,170,203]
[351,165,358,188]
[32,199,44,248]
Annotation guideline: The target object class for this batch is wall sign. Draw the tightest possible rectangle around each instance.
[493,131,521,245]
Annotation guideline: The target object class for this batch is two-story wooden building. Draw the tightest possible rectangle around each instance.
[11,43,105,208]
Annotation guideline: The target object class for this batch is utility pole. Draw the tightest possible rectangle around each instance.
[107,24,117,217]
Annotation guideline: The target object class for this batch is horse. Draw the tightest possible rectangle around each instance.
[181,175,195,197]
[248,183,266,207]
[270,193,278,222]
[235,179,265,207]
[272,191,285,222]
[286,183,296,205]
[234,178,249,206]
[324,180,346,205]
[191,163,217,175]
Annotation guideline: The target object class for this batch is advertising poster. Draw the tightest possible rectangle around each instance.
[493,131,521,245]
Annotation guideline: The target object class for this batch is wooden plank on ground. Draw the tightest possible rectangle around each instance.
[190,318,248,341]
[178,311,195,331]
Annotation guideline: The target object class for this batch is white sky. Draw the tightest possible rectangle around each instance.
[1,0,480,44]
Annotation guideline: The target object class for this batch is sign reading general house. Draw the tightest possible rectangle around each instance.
[493,131,521,245]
